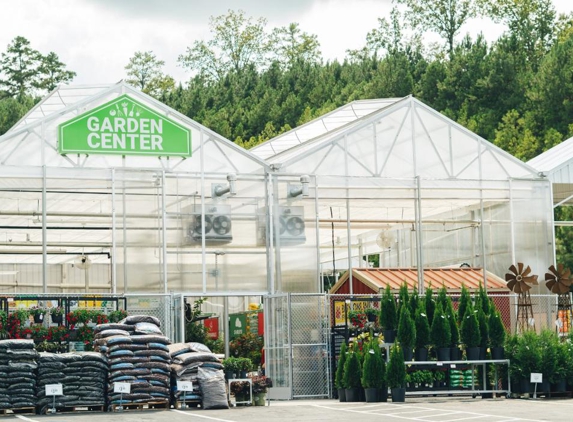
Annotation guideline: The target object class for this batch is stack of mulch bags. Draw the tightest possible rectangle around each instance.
[0,339,38,410]
[168,342,228,409]
[93,316,171,407]
[36,352,107,411]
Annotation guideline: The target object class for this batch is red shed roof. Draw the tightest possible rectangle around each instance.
[329,268,507,294]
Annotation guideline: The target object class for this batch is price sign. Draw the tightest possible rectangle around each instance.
[45,384,63,396]
[436,362,443,366]
[114,382,131,394]
[177,381,193,391]
[450,364,457,369]
[530,373,543,383]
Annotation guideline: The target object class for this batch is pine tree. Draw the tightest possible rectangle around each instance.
[457,284,471,324]
[460,303,480,348]
[430,302,451,349]
[397,306,416,349]
[425,285,436,324]
[415,301,430,349]
[335,342,348,389]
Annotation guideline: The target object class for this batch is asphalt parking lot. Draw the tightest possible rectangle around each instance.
[10,397,573,422]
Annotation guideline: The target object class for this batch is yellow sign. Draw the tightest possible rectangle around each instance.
[334,301,372,326]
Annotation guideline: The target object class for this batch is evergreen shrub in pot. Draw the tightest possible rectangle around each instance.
[430,303,451,361]
[343,351,362,402]
[488,309,505,359]
[361,339,383,402]
[380,285,397,343]
[387,343,406,402]
[335,342,348,402]
[397,306,415,361]
[414,302,430,361]
[461,304,480,361]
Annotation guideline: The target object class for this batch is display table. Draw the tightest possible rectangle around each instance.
[228,378,253,406]
[404,359,510,396]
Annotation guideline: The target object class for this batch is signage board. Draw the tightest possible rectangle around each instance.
[177,381,193,391]
[530,373,543,383]
[45,384,63,396]
[229,314,247,339]
[58,94,191,157]
[114,382,131,394]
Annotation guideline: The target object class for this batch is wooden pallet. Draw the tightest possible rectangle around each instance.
[41,404,105,414]
[110,400,169,412]
[0,407,36,417]
[175,400,201,410]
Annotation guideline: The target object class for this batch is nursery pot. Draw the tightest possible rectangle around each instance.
[367,313,377,322]
[415,347,428,362]
[491,346,504,360]
[240,370,248,378]
[551,379,567,393]
[479,347,487,361]
[402,347,414,362]
[345,388,360,402]
[391,387,406,403]
[383,329,396,343]
[450,347,462,361]
[466,347,480,361]
[338,388,346,402]
[253,393,266,406]
[540,380,550,393]
[33,314,44,324]
[437,347,451,361]
[378,387,388,402]
[519,379,532,394]
[51,314,63,324]
[364,388,378,403]
[225,370,235,380]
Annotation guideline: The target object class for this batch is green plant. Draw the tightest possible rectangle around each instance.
[476,307,489,348]
[50,306,64,317]
[514,331,541,379]
[0,310,7,340]
[69,309,93,325]
[386,343,405,388]
[379,285,397,331]
[343,351,362,389]
[457,284,471,324]
[538,330,558,383]
[108,309,128,323]
[77,324,94,342]
[335,342,348,389]
[415,302,430,349]
[222,357,240,373]
[12,308,30,324]
[398,282,409,313]
[477,281,491,315]
[230,332,264,365]
[30,326,48,341]
[460,304,480,348]
[553,341,569,383]
[348,310,367,328]
[365,307,378,321]
[445,296,459,346]
[409,287,419,317]
[29,306,47,317]
[488,309,505,347]
[47,325,69,342]
[430,302,451,348]
[434,370,446,382]
[397,306,416,349]
[361,339,379,388]
[424,285,435,323]
[237,357,253,372]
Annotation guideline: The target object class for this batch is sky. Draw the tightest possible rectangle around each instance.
[1,0,573,86]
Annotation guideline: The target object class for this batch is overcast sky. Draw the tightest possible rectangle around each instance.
[1,0,573,86]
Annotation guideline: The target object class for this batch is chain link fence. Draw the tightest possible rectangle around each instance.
[125,294,173,339]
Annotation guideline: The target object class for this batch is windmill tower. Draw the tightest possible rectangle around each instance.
[545,264,573,339]
[505,263,538,333]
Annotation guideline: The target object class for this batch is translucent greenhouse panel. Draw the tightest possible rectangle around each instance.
[379,113,416,179]
[412,109,451,179]
[449,126,481,179]
[482,203,512,279]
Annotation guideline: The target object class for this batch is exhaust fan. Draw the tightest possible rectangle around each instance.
[187,204,232,244]
[258,206,306,245]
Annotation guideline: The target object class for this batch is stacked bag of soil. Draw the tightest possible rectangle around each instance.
[168,342,228,409]
[0,339,38,410]
[94,315,171,406]
[36,352,107,411]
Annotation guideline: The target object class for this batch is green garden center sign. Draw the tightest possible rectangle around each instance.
[58,94,191,157]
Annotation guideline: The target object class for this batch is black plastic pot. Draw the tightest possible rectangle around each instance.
[466,347,480,361]
[378,387,388,402]
[402,347,414,362]
[437,347,451,361]
[51,314,63,324]
[391,387,406,402]
[383,329,396,343]
[225,370,235,380]
[338,388,346,402]
[345,388,359,402]
[479,347,487,360]
[367,313,377,322]
[365,388,378,402]
[33,314,44,324]
[491,346,504,360]
[551,379,567,393]
[519,379,532,394]
[450,347,462,360]
[415,347,428,362]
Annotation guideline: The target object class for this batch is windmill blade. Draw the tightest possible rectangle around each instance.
[545,272,556,281]
[562,278,573,287]
[522,265,532,277]
[563,269,571,279]
[505,273,515,282]
[509,264,518,276]
[548,264,557,276]
[507,279,517,291]
[514,282,523,294]
[558,282,570,295]
[517,282,532,293]
[517,262,524,274]
[545,279,557,291]
[524,275,538,285]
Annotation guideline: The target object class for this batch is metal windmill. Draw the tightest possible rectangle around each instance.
[545,264,573,337]
[505,263,538,333]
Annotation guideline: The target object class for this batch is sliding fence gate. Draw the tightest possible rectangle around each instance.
[264,293,331,399]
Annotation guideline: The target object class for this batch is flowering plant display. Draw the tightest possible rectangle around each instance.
[47,325,69,342]
[30,326,48,341]
[29,306,47,317]
[50,306,65,317]
[251,375,272,394]
[108,309,128,323]
[348,310,367,329]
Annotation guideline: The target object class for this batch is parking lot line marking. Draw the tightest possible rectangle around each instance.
[172,409,237,422]
[386,409,449,415]
[430,415,490,422]
[15,416,39,422]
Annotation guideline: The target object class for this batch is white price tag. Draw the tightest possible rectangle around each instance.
[530,373,542,383]
[114,382,131,394]
[450,364,456,369]
[45,384,63,396]
[436,362,443,366]
[177,381,193,391]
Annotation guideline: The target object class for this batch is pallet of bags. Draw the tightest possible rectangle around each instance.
[35,352,107,413]
[0,339,38,411]
[168,342,228,410]
[94,315,172,410]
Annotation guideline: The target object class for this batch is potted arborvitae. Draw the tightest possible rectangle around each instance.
[409,287,419,317]
[424,285,436,324]
[414,302,430,361]
[398,282,409,314]
[387,343,406,402]
[335,342,348,402]
[380,285,397,343]
[461,304,480,360]
[375,340,388,402]
[538,330,557,393]
[362,339,380,402]
[430,302,451,361]
[476,305,489,360]
[397,306,416,361]
[445,296,461,360]
[343,351,362,402]
[457,284,471,324]
[488,309,505,359]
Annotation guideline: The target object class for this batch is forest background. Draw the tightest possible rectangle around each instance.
[2,0,573,270]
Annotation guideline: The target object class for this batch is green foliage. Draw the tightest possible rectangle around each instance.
[477,282,491,315]
[380,285,397,331]
[361,339,384,388]
[476,308,489,348]
[108,309,128,323]
[415,302,430,349]
[230,333,264,365]
[424,285,436,324]
[335,342,348,389]
[125,51,175,97]
[343,351,362,389]
[488,309,505,347]
[386,343,406,388]
[430,302,451,348]
[437,286,448,310]
[538,329,558,382]
[460,303,480,348]
[457,285,471,324]
[445,297,460,345]
[398,283,409,313]
[222,357,240,372]
[408,287,419,317]
[397,306,416,349]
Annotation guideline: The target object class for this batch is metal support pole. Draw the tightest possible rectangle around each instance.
[161,171,168,294]
[224,296,230,357]
[111,169,117,294]
[415,176,424,293]
[42,165,47,293]
[344,135,352,294]
[122,158,128,292]
[200,130,207,293]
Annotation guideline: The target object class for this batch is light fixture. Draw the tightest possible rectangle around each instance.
[288,175,310,198]
[213,173,237,197]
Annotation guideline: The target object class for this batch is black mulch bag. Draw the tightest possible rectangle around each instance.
[134,350,170,360]
[198,373,229,410]
[109,357,144,365]
[119,315,161,327]
[109,343,148,353]
[148,343,170,352]
[139,374,169,383]
[8,361,37,370]
[173,352,219,365]
[135,362,170,371]
[94,323,134,334]
[0,339,35,349]
[130,335,169,345]
[94,329,131,339]
[8,382,35,390]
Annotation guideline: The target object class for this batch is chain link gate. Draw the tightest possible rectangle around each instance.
[125,294,173,340]
[264,294,292,399]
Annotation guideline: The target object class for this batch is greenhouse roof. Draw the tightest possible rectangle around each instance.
[0,82,268,174]
[527,136,573,183]
[262,96,539,180]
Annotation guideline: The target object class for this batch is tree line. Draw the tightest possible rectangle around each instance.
[2,1,573,268]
